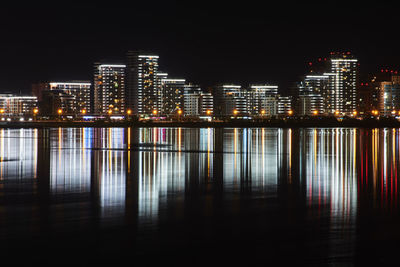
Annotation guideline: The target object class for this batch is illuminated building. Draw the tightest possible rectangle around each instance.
[277,96,292,115]
[214,84,248,116]
[199,92,213,116]
[327,53,358,115]
[155,72,168,114]
[183,83,202,116]
[126,51,159,115]
[297,75,327,116]
[247,85,279,116]
[93,63,126,114]
[160,78,185,115]
[47,82,91,114]
[379,75,400,116]
[0,94,38,116]
[41,90,76,115]
[183,84,214,117]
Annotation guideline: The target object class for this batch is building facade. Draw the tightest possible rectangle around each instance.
[379,75,400,116]
[297,75,327,116]
[247,85,279,116]
[160,78,185,115]
[214,84,248,116]
[126,51,159,115]
[93,64,126,114]
[328,53,358,115]
[0,95,38,116]
[49,82,91,113]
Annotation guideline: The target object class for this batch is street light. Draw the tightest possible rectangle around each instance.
[313,110,318,115]
[57,109,63,115]
[177,110,182,115]
[152,110,158,115]
[33,108,39,115]
[233,109,239,115]
[288,110,293,116]
[260,110,266,115]
[0,108,4,114]
[127,109,132,115]
[353,111,358,116]
[107,109,112,115]
[206,110,212,115]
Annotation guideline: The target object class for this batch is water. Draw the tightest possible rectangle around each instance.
[0,127,399,265]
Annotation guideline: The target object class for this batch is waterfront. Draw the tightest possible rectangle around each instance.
[1,127,400,265]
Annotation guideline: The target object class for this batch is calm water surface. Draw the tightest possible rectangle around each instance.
[0,127,399,265]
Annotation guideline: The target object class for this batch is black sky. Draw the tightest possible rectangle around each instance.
[1,2,399,94]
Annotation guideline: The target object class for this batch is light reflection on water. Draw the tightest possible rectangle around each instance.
[1,127,400,263]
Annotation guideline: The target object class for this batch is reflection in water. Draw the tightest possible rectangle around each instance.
[2,127,400,263]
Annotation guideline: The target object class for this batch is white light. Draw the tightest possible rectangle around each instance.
[50,82,91,86]
[138,55,159,58]
[99,64,126,68]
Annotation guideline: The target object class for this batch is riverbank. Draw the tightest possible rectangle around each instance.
[1,117,400,128]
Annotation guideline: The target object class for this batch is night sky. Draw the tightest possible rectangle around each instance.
[1,2,399,94]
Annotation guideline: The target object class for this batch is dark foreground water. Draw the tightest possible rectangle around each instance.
[0,127,399,266]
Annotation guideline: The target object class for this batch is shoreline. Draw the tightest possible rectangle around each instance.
[1,118,400,128]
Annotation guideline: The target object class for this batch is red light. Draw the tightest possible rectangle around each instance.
[391,70,394,73]
[318,58,321,62]
[361,83,364,86]
[324,58,327,61]
[386,69,389,72]
[308,62,312,66]
[366,83,369,86]
[381,69,384,72]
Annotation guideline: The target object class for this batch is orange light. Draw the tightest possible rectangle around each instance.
[335,110,339,116]
[127,109,132,115]
[233,109,239,115]
[108,109,112,115]
[288,110,293,115]
[261,110,266,115]
[0,108,4,114]
[33,108,39,114]
[57,109,63,114]
[81,109,86,114]
[152,110,158,115]
[313,110,318,115]
[353,111,358,116]
[177,110,182,115]
[206,110,212,115]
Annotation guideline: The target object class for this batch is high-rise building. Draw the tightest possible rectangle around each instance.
[247,85,278,116]
[379,75,400,116]
[160,78,185,115]
[327,53,358,115]
[277,96,292,115]
[199,92,214,116]
[297,75,327,116]
[155,72,168,114]
[41,90,76,115]
[214,84,248,116]
[126,51,159,115]
[93,63,126,114]
[0,95,38,116]
[183,83,202,116]
[49,82,91,113]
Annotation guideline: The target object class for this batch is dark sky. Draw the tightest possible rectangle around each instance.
[1,2,399,94]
